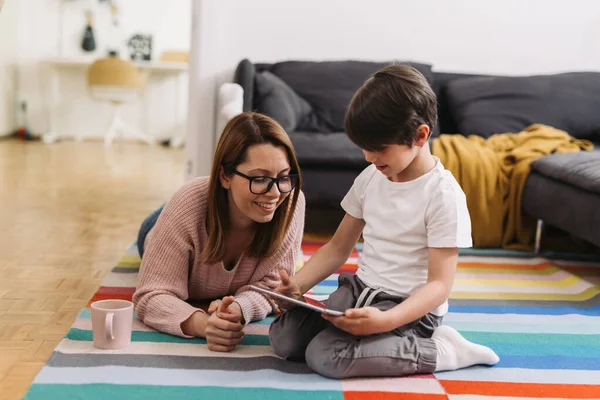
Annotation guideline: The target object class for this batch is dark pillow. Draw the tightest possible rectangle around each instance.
[253,71,316,133]
[268,60,435,132]
[445,72,600,139]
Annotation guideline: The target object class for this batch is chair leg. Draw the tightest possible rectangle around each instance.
[534,219,544,254]
[105,102,154,146]
[128,123,155,145]
[105,104,123,147]
[120,119,155,145]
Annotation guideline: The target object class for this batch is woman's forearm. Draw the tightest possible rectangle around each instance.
[181,311,208,337]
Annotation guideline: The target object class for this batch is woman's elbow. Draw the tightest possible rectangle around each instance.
[132,290,148,321]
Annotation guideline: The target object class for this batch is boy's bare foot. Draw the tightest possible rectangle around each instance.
[432,325,500,372]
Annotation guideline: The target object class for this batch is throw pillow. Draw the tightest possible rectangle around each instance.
[253,71,314,133]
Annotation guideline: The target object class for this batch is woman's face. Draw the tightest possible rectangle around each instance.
[221,143,293,226]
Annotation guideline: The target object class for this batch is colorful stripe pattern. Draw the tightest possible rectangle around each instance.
[24,241,600,399]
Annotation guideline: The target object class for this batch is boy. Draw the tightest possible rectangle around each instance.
[268,64,499,379]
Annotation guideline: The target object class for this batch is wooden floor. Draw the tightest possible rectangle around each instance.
[0,139,186,400]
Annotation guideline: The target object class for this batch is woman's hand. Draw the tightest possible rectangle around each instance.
[272,269,303,311]
[205,296,245,352]
[322,307,391,336]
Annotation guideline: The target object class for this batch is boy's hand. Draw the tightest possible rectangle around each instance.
[272,269,302,311]
[322,307,390,336]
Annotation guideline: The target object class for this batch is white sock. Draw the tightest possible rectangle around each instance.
[432,325,500,372]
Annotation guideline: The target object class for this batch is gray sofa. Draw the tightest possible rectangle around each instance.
[233,59,600,249]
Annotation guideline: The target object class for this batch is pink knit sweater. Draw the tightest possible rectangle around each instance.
[133,177,305,338]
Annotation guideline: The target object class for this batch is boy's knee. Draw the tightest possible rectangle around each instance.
[305,333,346,379]
[269,314,304,360]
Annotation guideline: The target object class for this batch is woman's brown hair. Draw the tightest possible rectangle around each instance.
[202,112,302,263]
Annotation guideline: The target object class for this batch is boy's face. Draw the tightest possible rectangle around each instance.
[362,144,420,179]
[361,124,430,181]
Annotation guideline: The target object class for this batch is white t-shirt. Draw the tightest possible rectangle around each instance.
[340,157,472,316]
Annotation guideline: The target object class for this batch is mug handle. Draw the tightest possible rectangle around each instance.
[105,312,115,341]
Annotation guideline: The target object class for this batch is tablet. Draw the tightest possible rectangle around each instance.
[249,285,345,316]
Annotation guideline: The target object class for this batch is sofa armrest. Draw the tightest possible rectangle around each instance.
[215,83,244,144]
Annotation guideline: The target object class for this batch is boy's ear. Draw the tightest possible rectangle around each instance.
[219,166,231,190]
[414,124,430,147]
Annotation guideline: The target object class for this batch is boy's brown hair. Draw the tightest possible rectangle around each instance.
[202,112,302,263]
[344,64,438,151]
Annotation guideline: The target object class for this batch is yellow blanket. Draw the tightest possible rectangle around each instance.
[431,124,593,250]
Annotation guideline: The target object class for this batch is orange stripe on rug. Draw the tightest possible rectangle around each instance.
[96,286,135,296]
[302,243,359,257]
[337,264,359,273]
[344,392,448,400]
[440,380,600,398]
[457,261,554,270]
[87,293,133,306]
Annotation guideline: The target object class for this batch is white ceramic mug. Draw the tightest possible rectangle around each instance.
[90,299,133,350]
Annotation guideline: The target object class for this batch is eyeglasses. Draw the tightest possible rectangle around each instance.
[231,170,298,195]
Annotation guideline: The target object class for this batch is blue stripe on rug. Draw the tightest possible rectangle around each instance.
[447,320,600,334]
[488,342,600,358]
[495,355,600,370]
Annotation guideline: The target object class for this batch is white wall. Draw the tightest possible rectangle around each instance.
[186,0,600,179]
[0,0,19,135]
[14,0,191,139]
[218,0,600,76]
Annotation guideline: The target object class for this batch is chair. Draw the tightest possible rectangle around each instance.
[87,57,154,146]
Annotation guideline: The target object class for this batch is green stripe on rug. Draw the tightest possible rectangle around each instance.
[65,329,271,346]
[462,331,599,346]
[24,384,344,400]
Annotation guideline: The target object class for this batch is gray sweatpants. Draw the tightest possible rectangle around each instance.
[269,273,441,379]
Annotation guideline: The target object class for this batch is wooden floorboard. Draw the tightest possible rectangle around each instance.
[0,139,186,399]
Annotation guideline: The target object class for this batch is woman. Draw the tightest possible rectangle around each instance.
[133,112,305,352]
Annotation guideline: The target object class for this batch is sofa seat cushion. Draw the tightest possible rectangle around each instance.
[523,171,600,247]
[290,132,369,169]
[530,151,600,195]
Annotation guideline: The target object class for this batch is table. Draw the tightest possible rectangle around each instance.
[41,57,189,147]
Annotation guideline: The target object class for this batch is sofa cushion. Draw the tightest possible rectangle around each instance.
[254,71,318,133]
[523,171,600,247]
[267,61,434,133]
[290,132,368,169]
[445,72,600,139]
[530,151,600,195]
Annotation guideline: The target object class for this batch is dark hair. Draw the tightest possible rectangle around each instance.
[203,112,302,263]
[344,63,438,151]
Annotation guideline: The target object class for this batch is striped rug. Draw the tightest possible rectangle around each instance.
[23,241,600,399]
